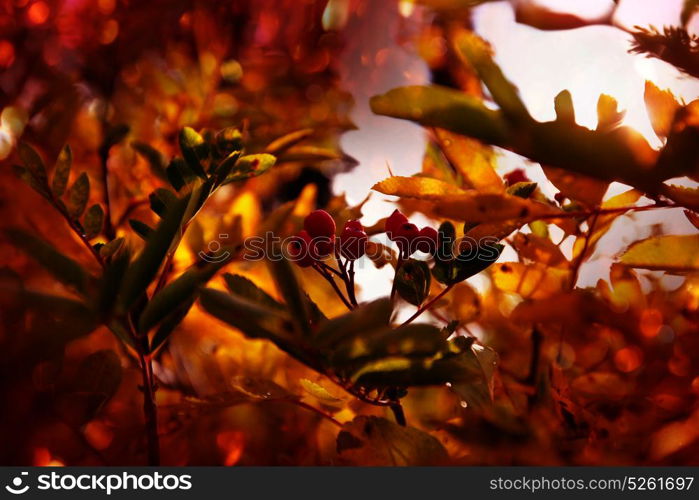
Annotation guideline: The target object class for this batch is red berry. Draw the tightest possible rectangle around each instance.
[554,192,566,204]
[385,209,408,240]
[339,226,368,260]
[344,219,363,232]
[304,209,336,239]
[415,226,439,254]
[288,230,316,267]
[504,168,529,186]
[394,222,419,256]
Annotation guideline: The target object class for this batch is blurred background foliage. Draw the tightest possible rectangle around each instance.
[1,0,699,465]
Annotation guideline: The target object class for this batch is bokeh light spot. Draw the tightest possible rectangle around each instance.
[27,1,50,25]
[614,346,643,373]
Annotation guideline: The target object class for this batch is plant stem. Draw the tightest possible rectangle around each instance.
[99,147,116,241]
[125,319,160,465]
[51,194,104,267]
[347,260,358,306]
[401,283,455,326]
[390,401,406,426]
[313,264,353,310]
[569,209,600,289]
[137,347,160,466]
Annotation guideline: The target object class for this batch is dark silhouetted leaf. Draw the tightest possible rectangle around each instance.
[52,144,72,196]
[83,204,104,239]
[179,127,208,178]
[336,416,448,465]
[395,259,431,306]
[67,172,90,218]
[132,141,168,181]
[18,142,49,188]
[129,219,154,240]
[4,228,88,294]
[118,196,189,311]
[138,255,233,334]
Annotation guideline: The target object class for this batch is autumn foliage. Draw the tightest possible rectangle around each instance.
[1,0,699,466]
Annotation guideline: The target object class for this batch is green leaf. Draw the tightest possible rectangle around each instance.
[199,287,322,369]
[150,298,194,352]
[51,144,72,197]
[370,85,508,146]
[17,291,99,359]
[128,219,154,240]
[132,141,168,181]
[166,158,195,191]
[223,154,276,184]
[18,142,49,188]
[265,128,313,155]
[138,257,233,334]
[96,243,130,317]
[13,165,52,200]
[99,237,125,259]
[99,124,130,159]
[506,181,537,199]
[453,242,503,282]
[118,196,189,311]
[83,204,104,239]
[332,323,450,369]
[395,259,431,306]
[620,234,699,273]
[179,127,208,178]
[453,31,530,121]
[223,273,284,310]
[336,416,448,466]
[213,149,242,185]
[149,188,178,218]
[4,228,88,293]
[267,255,312,338]
[314,297,393,349]
[215,127,244,155]
[67,172,90,218]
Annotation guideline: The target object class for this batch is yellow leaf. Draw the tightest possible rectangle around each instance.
[491,262,568,299]
[372,176,466,200]
[543,166,608,207]
[596,94,625,131]
[572,189,642,260]
[620,234,699,273]
[662,184,699,212]
[433,191,560,223]
[435,129,504,193]
[644,80,680,139]
[447,282,480,323]
[511,232,567,268]
[299,378,344,404]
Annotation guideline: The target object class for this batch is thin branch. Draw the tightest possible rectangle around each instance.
[313,263,353,310]
[401,283,455,326]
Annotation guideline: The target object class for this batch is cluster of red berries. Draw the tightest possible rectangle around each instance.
[290,208,440,268]
[385,209,438,257]
[290,210,368,267]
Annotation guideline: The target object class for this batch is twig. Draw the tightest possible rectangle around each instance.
[124,318,160,465]
[569,209,600,289]
[313,263,353,310]
[401,284,455,326]
[98,147,116,241]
